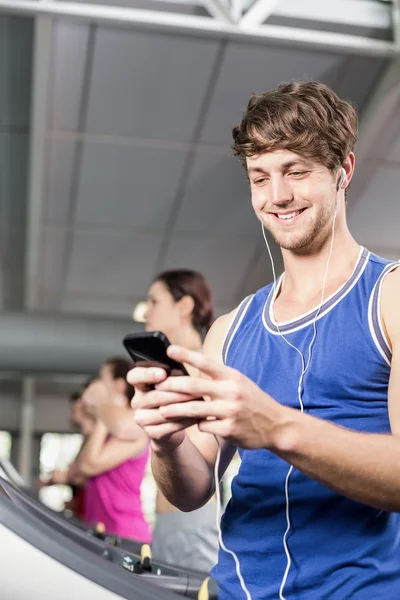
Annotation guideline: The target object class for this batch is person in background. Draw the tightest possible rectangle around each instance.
[78,357,151,544]
[39,385,94,519]
[83,269,219,573]
[69,391,84,430]
[63,390,89,519]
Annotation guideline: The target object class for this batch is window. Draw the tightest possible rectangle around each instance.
[39,433,83,512]
[0,431,12,459]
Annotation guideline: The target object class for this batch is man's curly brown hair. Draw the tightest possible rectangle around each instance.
[232,80,358,172]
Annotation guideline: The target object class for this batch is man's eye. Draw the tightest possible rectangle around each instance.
[289,171,308,177]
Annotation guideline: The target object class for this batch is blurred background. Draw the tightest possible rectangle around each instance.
[0,0,399,523]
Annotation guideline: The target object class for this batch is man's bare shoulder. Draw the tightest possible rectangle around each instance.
[202,306,241,363]
[381,265,400,350]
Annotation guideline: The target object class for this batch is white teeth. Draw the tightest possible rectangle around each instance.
[277,210,301,220]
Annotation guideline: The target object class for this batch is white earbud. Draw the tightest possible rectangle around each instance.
[337,167,346,191]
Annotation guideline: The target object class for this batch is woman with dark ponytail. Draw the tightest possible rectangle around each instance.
[143,269,218,572]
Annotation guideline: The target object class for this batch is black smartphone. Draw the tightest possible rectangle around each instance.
[123,331,188,375]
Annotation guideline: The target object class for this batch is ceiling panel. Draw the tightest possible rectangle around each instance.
[199,43,342,145]
[75,143,188,227]
[0,132,28,312]
[49,21,91,131]
[40,226,69,293]
[334,55,387,112]
[0,226,26,311]
[85,28,220,140]
[45,138,77,223]
[384,141,400,163]
[0,132,29,225]
[161,233,259,306]
[0,16,33,129]
[174,151,258,235]
[348,166,400,251]
[66,229,163,296]
[371,95,400,162]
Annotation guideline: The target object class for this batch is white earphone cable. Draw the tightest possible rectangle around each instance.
[213,171,342,600]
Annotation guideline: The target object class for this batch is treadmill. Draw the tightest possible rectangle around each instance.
[0,457,143,552]
[0,477,218,599]
[0,486,185,600]
[0,457,25,487]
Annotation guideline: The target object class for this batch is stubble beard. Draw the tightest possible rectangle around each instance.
[263,201,336,253]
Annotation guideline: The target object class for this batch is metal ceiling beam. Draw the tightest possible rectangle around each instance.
[0,0,398,56]
[24,15,53,310]
[202,0,236,23]
[240,0,282,27]
[272,0,391,30]
[20,15,53,484]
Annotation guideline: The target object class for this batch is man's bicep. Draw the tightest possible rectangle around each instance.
[382,268,400,435]
[388,346,400,435]
[202,309,237,364]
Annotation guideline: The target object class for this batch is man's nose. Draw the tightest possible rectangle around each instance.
[270,176,294,206]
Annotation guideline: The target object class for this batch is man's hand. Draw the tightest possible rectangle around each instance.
[128,364,198,453]
[150,345,290,450]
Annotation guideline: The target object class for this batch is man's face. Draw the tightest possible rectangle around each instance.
[247,149,339,252]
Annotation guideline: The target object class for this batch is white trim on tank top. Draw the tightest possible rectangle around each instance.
[368,261,400,367]
[262,246,369,336]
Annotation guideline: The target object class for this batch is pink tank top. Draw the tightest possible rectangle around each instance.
[84,443,151,543]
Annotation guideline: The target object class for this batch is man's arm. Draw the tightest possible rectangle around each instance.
[268,267,400,511]
[77,420,148,478]
[131,312,237,511]
[157,268,400,512]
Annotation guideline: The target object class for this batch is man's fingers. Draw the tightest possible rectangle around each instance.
[132,390,196,410]
[135,408,169,427]
[167,345,231,380]
[134,408,198,429]
[145,421,197,440]
[159,400,234,421]
[197,418,236,439]
[155,376,235,400]
[127,366,168,392]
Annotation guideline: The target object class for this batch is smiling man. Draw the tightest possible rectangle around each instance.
[129,81,400,599]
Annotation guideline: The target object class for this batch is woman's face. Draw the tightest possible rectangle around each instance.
[144,280,181,337]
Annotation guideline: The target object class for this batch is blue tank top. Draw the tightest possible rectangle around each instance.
[211,247,400,600]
